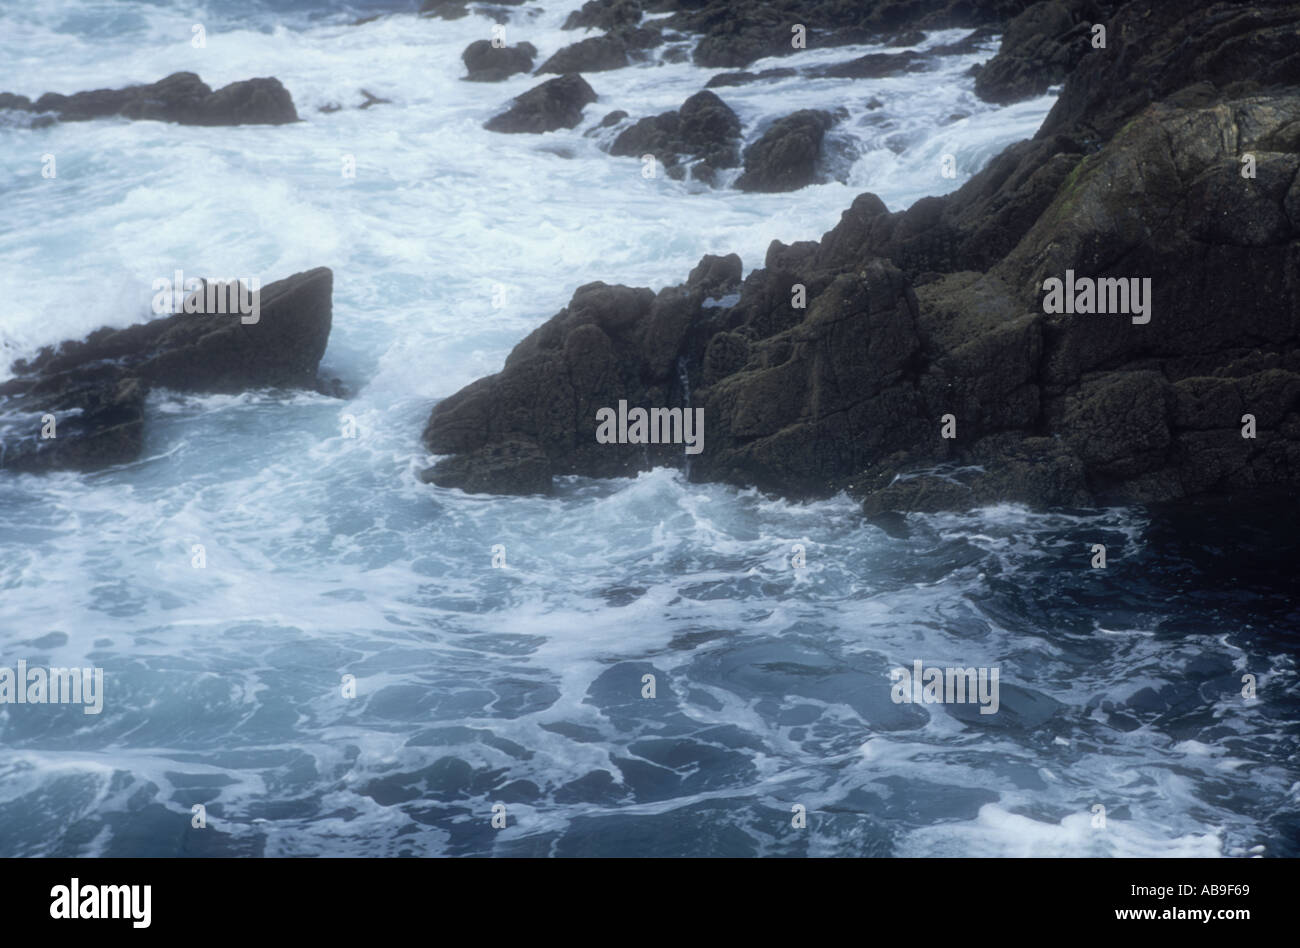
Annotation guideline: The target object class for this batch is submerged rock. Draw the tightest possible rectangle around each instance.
[809,50,928,80]
[705,68,797,89]
[1,268,334,474]
[484,74,598,133]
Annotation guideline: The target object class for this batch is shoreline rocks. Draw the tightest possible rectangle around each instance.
[0,268,335,474]
[424,0,1300,513]
[0,72,298,126]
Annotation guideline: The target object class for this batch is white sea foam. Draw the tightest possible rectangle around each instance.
[0,0,1289,858]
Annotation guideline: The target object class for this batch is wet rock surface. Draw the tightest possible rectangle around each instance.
[425,0,1300,511]
[0,72,299,126]
[1,269,335,473]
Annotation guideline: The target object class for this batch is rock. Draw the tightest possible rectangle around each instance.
[734,110,834,193]
[596,110,629,128]
[194,77,299,125]
[675,0,1030,69]
[973,1,1086,105]
[705,68,797,89]
[483,74,598,134]
[810,50,928,80]
[420,439,553,495]
[535,28,660,74]
[462,40,538,82]
[419,0,470,19]
[1,268,334,474]
[358,89,391,109]
[0,374,147,474]
[422,0,1300,513]
[6,72,298,126]
[1038,0,1300,144]
[563,0,643,31]
[609,90,741,185]
[930,26,1000,56]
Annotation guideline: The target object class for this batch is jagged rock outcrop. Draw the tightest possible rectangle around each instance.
[972,1,1095,104]
[423,0,1300,513]
[0,269,335,473]
[0,72,298,126]
[1036,0,1300,144]
[608,90,741,185]
[484,74,598,133]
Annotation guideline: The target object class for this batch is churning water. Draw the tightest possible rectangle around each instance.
[0,0,1295,857]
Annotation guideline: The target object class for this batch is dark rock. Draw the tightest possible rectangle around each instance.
[0,374,147,474]
[483,74,598,134]
[930,26,1000,56]
[10,72,297,126]
[419,0,470,19]
[564,0,643,31]
[596,109,629,128]
[421,439,553,495]
[535,27,661,74]
[1038,0,1300,144]
[195,77,298,125]
[358,89,391,109]
[422,1,1300,514]
[705,68,796,89]
[462,39,538,82]
[675,0,1035,70]
[609,90,741,185]
[887,29,927,47]
[1,269,334,474]
[734,110,834,193]
[810,50,928,80]
[973,1,1087,105]
[0,92,32,110]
